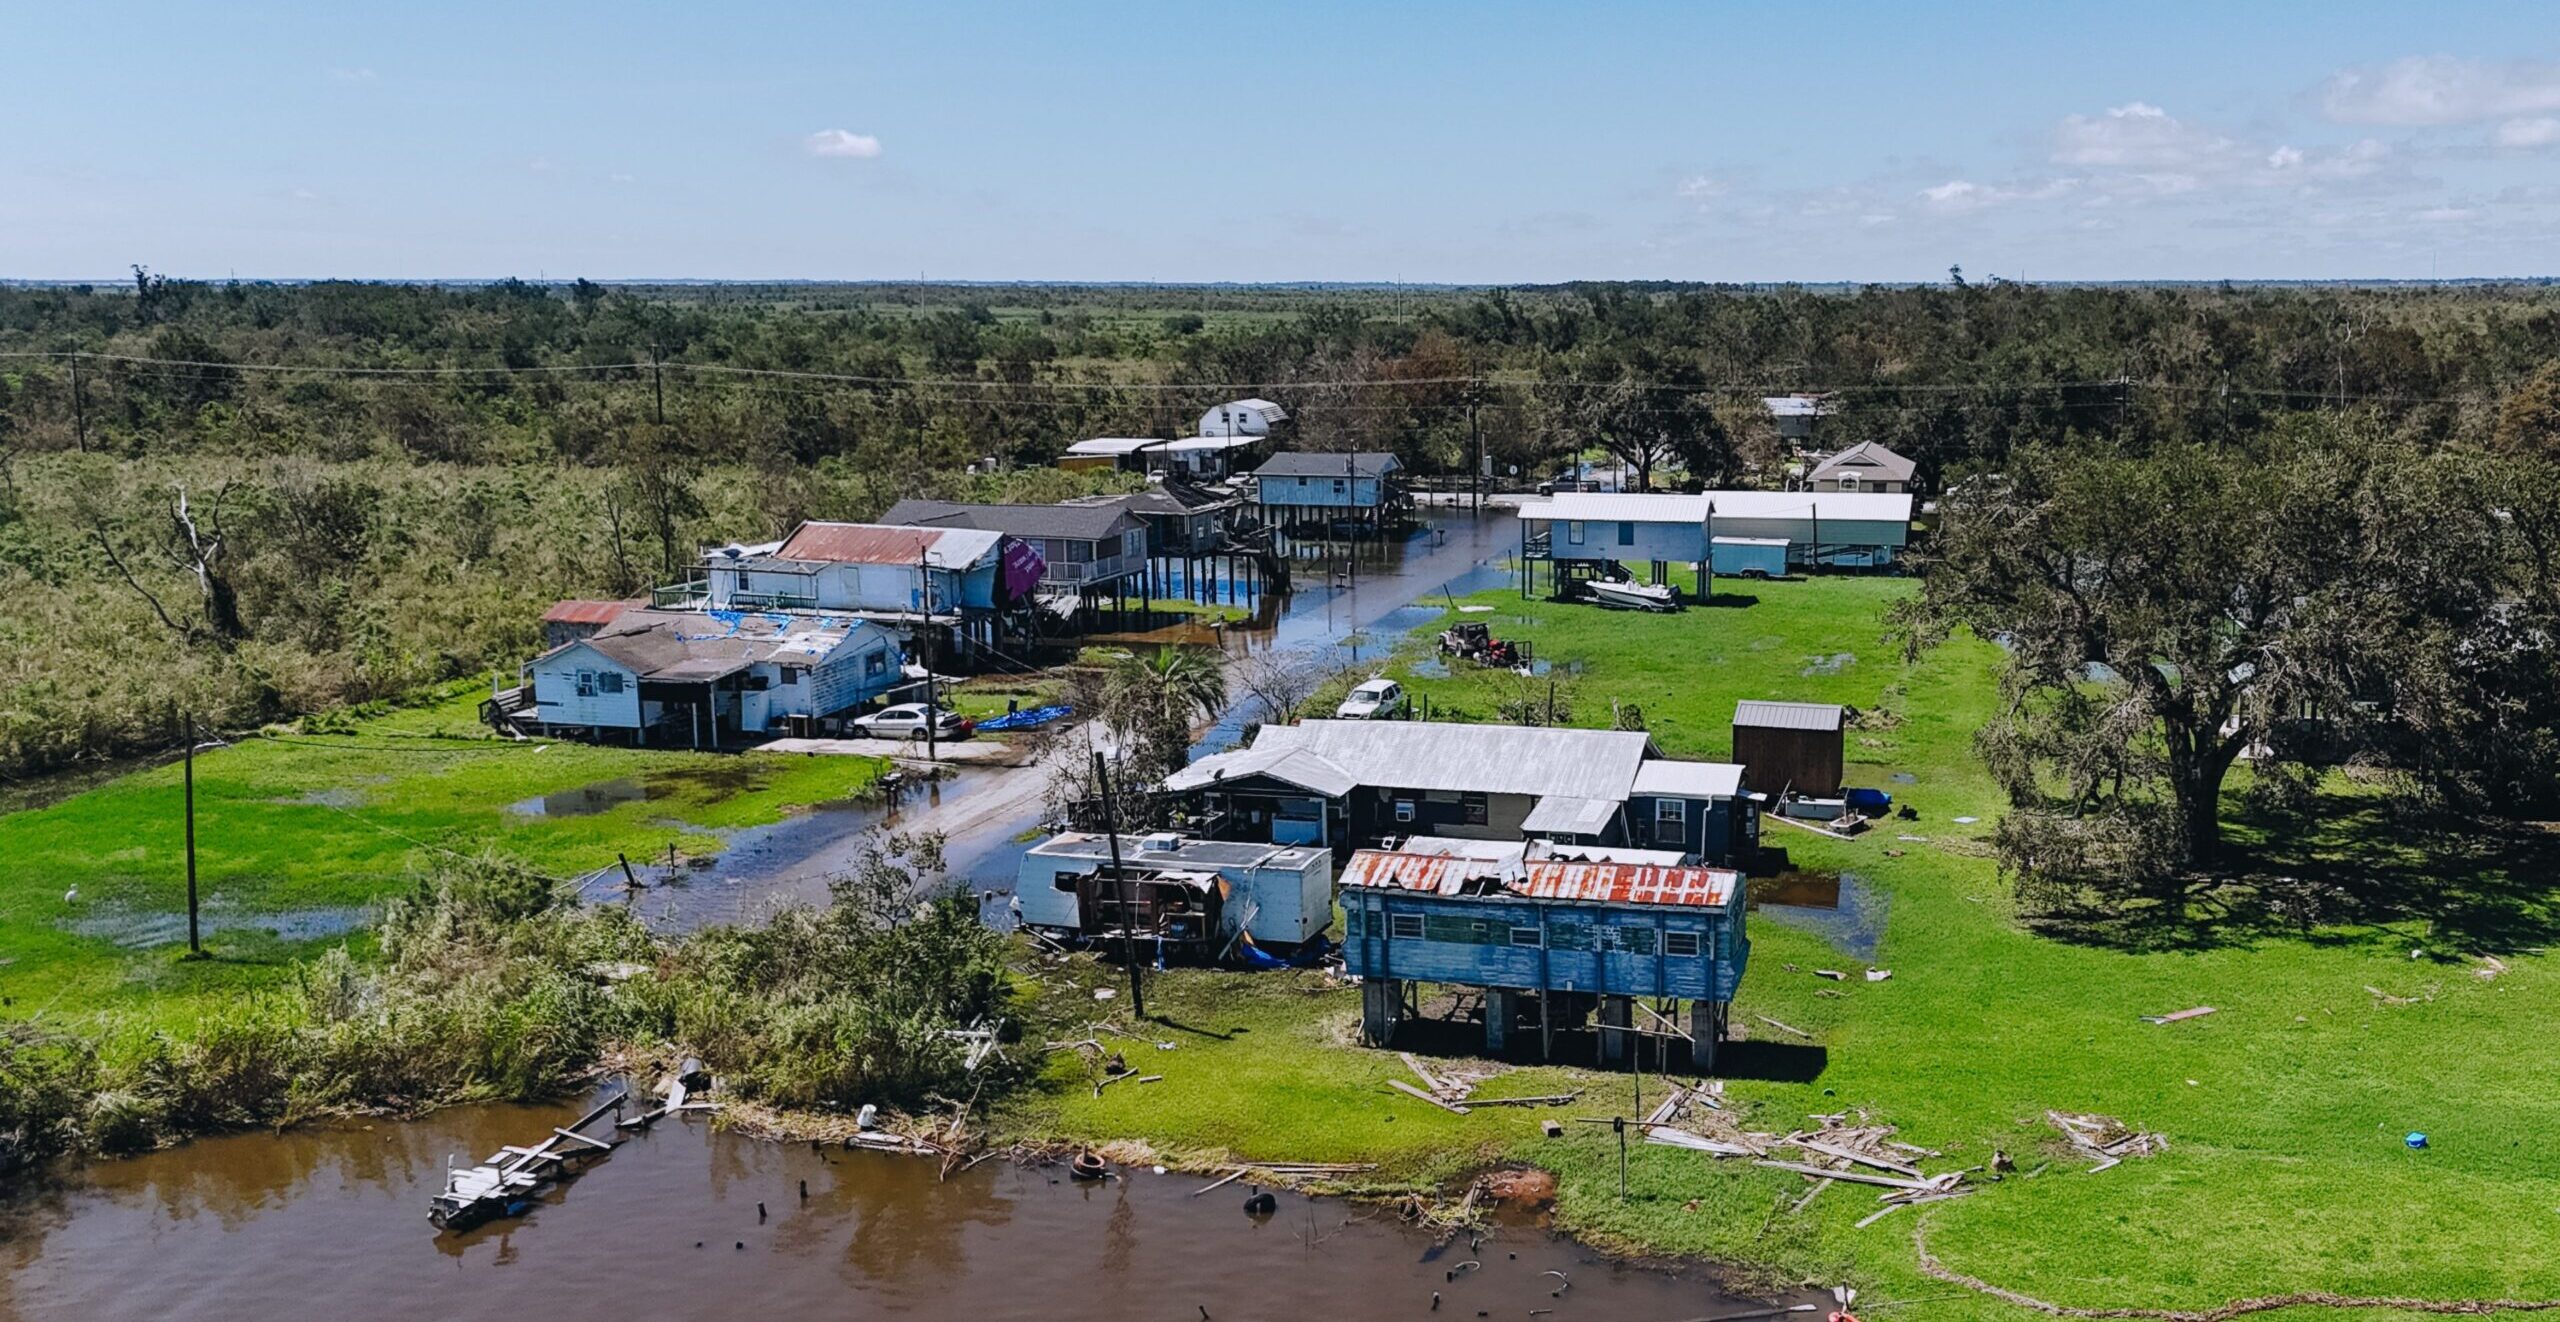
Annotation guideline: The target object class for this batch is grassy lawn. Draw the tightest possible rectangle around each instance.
[1012,578,2560,1317]
[1,682,886,1038]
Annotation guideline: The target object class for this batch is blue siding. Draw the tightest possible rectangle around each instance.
[1258,473,1389,509]
[1342,892,1747,1002]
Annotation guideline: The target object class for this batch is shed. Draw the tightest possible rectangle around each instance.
[1199,398,1289,438]
[1731,700,1846,797]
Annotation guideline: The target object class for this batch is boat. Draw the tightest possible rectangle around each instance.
[429,1090,625,1231]
[1581,569,1680,612]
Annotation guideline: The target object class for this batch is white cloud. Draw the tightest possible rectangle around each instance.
[1675,174,1726,199]
[2266,145,2304,170]
[2053,102,2243,172]
[2321,56,2560,126]
[1919,177,2075,213]
[2416,206,2478,222]
[2496,116,2560,148]
[805,129,883,159]
[326,67,377,84]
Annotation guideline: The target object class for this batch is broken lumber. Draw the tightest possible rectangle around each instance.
[1786,1137,1923,1179]
[1753,1014,1814,1040]
[1750,1159,1936,1192]
[1463,1093,1581,1108]
[2140,1005,2217,1025]
[1398,1052,1448,1096]
[1192,1169,1249,1197]
[1389,1079,1471,1114]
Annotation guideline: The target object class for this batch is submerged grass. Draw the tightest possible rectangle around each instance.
[1010,578,2560,1318]
[0,681,885,1040]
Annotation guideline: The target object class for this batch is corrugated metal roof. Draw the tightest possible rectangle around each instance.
[1252,451,1402,478]
[1162,745,1359,798]
[1252,720,1657,802]
[1520,490,1915,525]
[563,608,873,682]
[542,599,636,626]
[1761,395,1835,418]
[1522,794,1621,836]
[1733,700,1845,731]
[774,521,1005,568]
[1631,760,1746,799]
[1341,850,1739,908]
[1065,437,1164,456]
[881,499,1145,542]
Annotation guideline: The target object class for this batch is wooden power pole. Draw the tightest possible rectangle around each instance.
[183,713,202,956]
[1092,751,1145,1017]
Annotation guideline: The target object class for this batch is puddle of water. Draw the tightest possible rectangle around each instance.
[1799,652,1855,676]
[510,778,650,818]
[1888,772,1917,785]
[0,1092,1788,1322]
[64,902,372,950]
[1748,870,1888,961]
[1408,658,1451,679]
[271,788,364,808]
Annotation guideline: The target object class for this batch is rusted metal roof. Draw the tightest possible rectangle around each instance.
[542,599,637,626]
[775,521,1004,568]
[1341,850,1738,908]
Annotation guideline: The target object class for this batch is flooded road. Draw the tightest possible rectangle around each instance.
[630,510,1524,929]
[0,1091,1781,1322]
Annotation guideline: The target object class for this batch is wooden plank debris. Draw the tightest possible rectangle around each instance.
[1389,1078,1471,1114]
[2139,1005,2217,1025]
[1750,1159,1936,1191]
[1754,1014,1814,1040]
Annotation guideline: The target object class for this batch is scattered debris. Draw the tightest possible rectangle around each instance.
[1814,969,1846,981]
[1864,969,1892,982]
[2476,956,2509,982]
[2047,1110,2168,1166]
[1754,1014,1814,1040]
[2141,1006,2217,1025]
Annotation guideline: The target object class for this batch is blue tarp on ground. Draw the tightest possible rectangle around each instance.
[975,704,1072,732]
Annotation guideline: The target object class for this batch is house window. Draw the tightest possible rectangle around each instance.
[1567,521,1585,545]
[598,672,625,695]
[1666,931,1702,957]
[1510,926,1543,948]
[1618,521,1636,545]
[1594,926,1622,952]
[1389,913,1424,940]
[864,651,889,677]
[1332,478,1347,494]
[1053,872,1082,893]
[576,670,597,697]
[779,666,806,686]
[1655,799,1688,835]
[1462,792,1489,826]
[1394,799,1416,823]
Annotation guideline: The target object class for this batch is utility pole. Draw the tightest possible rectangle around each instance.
[918,542,937,762]
[70,357,87,454]
[1466,376,1484,515]
[183,712,202,957]
[649,342,666,426]
[1092,751,1145,1017]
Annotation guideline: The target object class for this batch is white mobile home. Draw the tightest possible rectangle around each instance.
[1016,831,1334,948]
[1519,489,1912,576]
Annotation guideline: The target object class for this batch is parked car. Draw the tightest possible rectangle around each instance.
[852,703,973,741]
[1335,678,1410,720]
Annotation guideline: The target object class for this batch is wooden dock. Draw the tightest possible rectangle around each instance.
[429,1091,626,1231]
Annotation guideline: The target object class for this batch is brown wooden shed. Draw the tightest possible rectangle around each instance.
[1731,700,1846,797]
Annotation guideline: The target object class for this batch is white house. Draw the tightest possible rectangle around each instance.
[1199,397,1289,438]
[1518,489,1914,574]
[1805,440,1916,493]
[529,608,902,748]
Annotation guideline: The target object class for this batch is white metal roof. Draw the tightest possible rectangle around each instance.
[1520,490,1914,526]
[1711,536,1790,548]
[1762,395,1834,418]
[1632,760,1746,799]
[1249,720,1658,802]
[1733,700,1846,731]
[1066,437,1163,456]
[1162,744,1360,798]
[1522,794,1621,836]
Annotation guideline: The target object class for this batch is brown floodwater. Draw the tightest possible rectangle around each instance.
[0,1092,1791,1322]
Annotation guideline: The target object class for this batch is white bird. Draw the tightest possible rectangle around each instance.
[63,886,78,904]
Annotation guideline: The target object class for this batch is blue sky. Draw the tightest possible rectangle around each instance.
[6,2,2558,282]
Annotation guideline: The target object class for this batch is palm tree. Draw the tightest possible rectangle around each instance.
[1103,646,1228,778]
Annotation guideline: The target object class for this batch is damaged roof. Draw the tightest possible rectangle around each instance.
[770,521,1005,568]
[542,599,638,626]
[554,608,874,683]
[880,499,1145,543]
[1341,849,1741,908]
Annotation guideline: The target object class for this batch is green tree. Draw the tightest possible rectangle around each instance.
[1897,426,2390,912]
[1102,647,1228,781]
[2493,361,2560,457]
